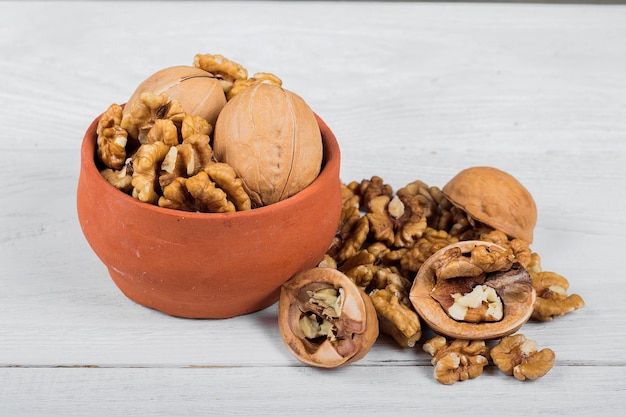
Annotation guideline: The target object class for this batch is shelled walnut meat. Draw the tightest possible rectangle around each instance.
[278,268,379,368]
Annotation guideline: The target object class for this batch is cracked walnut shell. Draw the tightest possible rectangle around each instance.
[213,82,323,208]
[442,166,537,243]
[278,267,379,368]
[409,241,536,340]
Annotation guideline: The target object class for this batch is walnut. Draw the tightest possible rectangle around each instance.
[531,271,585,321]
[327,185,368,262]
[193,53,248,94]
[370,287,422,348]
[423,336,489,385]
[145,118,179,146]
[131,141,171,204]
[442,166,537,243]
[334,216,370,264]
[278,268,379,368]
[353,176,394,211]
[121,92,185,144]
[160,171,232,213]
[440,281,503,323]
[431,243,514,281]
[344,263,378,290]
[480,230,533,269]
[491,333,555,381]
[158,163,251,213]
[214,83,323,207]
[203,162,252,212]
[397,180,475,238]
[432,246,485,280]
[339,250,377,279]
[410,241,536,340]
[366,195,427,248]
[96,103,128,169]
[180,114,212,140]
[122,65,226,134]
[399,228,458,275]
[160,133,214,188]
[227,72,283,100]
[100,157,133,193]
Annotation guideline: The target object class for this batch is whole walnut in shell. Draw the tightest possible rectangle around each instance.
[442,166,537,243]
[122,65,226,139]
[213,83,323,207]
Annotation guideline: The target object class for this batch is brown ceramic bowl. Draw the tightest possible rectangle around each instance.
[77,111,342,319]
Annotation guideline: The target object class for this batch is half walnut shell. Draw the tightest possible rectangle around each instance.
[278,267,379,368]
[409,241,536,340]
[442,166,537,243]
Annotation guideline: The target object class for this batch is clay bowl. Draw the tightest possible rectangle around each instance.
[77,111,342,319]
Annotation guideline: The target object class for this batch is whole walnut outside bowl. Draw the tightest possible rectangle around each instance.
[77,111,342,319]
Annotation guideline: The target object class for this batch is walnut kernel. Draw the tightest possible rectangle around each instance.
[491,333,555,381]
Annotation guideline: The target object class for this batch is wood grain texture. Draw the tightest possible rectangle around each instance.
[1,1,625,415]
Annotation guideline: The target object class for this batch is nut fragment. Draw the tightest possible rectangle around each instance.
[423,336,490,385]
[366,194,428,248]
[442,166,537,243]
[370,287,422,348]
[227,72,283,100]
[131,141,171,204]
[158,163,251,213]
[121,92,185,144]
[100,157,133,193]
[530,271,585,321]
[278,268,379,368]
[96,103,128,169]
[409,241,536,340]
[491,333,555,380]
[193,53,248,93]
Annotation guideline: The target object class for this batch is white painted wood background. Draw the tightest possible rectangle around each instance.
[1,1,625,416]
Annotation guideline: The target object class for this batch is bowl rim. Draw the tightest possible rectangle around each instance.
[80,109,341,220]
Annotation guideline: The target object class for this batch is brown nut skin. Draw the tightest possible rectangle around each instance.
[278,267,379,368]
[213,83,323,208]
[442,166,537,243]
[409,241,536,340]
[124,65,226,131]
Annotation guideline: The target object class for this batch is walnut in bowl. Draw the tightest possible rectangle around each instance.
[77,111,342,319]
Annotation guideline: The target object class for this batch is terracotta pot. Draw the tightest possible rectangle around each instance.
[77,111,342,319]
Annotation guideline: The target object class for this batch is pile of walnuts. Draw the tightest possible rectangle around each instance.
[312,176,584,384]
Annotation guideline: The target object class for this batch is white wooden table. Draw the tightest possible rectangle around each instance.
[2,1,625,416]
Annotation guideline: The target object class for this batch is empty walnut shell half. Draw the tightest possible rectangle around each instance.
[409,241,536,340]
[278,267,379,368]
[442,166,537,243]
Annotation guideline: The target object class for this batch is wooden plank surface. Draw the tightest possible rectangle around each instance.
[1,1,625,416]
